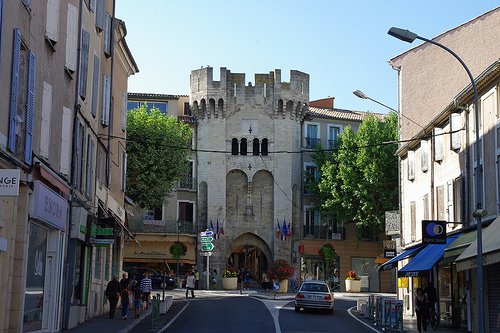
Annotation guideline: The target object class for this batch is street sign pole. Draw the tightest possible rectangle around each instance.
[207,254,210,291]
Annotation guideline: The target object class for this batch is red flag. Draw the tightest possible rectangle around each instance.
[221,220,224,235]
[277,221,280,237]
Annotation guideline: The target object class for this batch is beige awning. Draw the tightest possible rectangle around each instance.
[456,217,500,271]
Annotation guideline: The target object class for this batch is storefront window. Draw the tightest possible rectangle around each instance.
[71,241,85,305]
[439,266,452,325]
[351,257,380,292]
[23,223,48,332]
[300,256,340,284]
[94,247,102,279]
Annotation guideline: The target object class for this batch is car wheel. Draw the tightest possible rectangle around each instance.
[295,306,300,312]
[328,307,334,314]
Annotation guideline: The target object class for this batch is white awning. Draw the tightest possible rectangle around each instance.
[456,217,500,271]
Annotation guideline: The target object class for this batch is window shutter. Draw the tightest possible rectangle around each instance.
[450,113,462,150]
[46,0,60,42]
[91,54,99,117]
[79,29,90,99]
[24,50,36,165]
[8,28,21,153]
[86,136,94,198]
[421,140,429,172]
[95,0,104,30]
[101,74,110,126]
[40,82,52,159]
[65,4,78,72]
[73,120,80,186]
[104,13,111,55]
[60,107,72,175]
[122,91,127,131]
[407,151,415,181]
[121,151,127,191]
[89,0,95,12]
[433,127,444,161]
[79,126,86,190]
[98,150,103,189]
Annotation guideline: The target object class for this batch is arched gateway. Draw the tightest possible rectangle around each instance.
[226,233,273,278]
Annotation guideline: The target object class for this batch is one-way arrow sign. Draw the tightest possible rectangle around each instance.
[201,243,214,251]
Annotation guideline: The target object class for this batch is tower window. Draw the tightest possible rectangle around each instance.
[261,138,268,156]
[240,138,247,155]
[253,139,260,156]
[231,138,239,155]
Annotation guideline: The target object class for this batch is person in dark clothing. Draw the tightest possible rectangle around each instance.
[415,287,429,333]
[120,273,129,292]
[105,275,121,319]
[121,285,130,320]
[133,285,142,318]
[424,281,437,312]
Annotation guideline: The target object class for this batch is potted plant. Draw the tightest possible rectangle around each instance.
[345,270,361,292]
[267,259,295,294]
[169,241,187,259]
[222,270,238,290]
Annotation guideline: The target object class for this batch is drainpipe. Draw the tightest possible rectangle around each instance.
[63,0,84,328]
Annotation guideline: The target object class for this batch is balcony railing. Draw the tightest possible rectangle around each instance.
[128,219,197,234]
[328,140,338,150]
[305,137,321,149]
[178,177,195,190]
[303,225,345,240]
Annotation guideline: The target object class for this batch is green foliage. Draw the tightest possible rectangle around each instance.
[169,241,187,259]
[312,112,399,239]
[126,105,193,209]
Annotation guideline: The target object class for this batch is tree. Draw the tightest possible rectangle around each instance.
[126,105,193,209]
[312,112,398,239]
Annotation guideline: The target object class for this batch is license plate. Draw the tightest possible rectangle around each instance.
[307,295,322,299]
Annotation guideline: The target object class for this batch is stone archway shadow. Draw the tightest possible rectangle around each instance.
[225,232,273,265]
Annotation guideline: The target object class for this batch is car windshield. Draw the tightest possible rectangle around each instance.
[300,284,329,292]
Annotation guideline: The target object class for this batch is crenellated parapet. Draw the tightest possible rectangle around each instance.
[190,67,309,121]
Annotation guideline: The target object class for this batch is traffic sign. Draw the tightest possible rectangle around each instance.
[201,231,213,237]
[200,252,212,256]
[201,243,214,251]
[201,236,213,242]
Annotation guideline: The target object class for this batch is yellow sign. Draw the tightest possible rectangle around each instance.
[398,277,409,288]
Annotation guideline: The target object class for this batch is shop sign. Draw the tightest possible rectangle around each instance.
[95,226,114,237]
[0,169,20,196]
[95,239,115,245]
[34,181,68,232]
[422,220,446,244]
[383,240,397,258]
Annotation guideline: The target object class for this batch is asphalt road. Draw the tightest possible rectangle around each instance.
[148,292,376,333]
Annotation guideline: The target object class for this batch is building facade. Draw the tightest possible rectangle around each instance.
[0,0,137,331]
[389,7,500,332]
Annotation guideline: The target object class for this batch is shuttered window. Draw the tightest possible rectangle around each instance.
[8,28,21,153]
[421,140,429,172]
[65,4,78,72]
[121,151,127,191]
[433,127,444,161]
[104,13,111,56]
[122,92,127,131]
[91,54,99,117]
[24,50,35,165]
[101,75,111,126]
[40,82,52,159]
[95,0,105,31]
[437,185,445,221]
[450,113,462,150]
[97,149,103,189]
[79,29,90,99]
[60,107,72,175]
[410,201,416,241]
[407,151,415,181]
[86,135,94,198]
[45,0,60,43]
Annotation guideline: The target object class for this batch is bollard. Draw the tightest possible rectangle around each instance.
[151,294,160,328]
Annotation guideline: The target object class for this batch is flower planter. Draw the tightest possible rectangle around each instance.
[345,279,361,292]
[274,279,288,294]
[223,277,238,290]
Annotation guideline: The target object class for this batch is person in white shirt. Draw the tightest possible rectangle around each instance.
[140,274,152,309]
[186,271,196,298]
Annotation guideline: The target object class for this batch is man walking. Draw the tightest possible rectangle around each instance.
[140,273,152,309]
[194,269,200,290]
[186,271,196,298]
[105,275,121,319]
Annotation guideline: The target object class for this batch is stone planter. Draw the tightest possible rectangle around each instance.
[223,277,238,290]
[345,279,361,292]
[274,279,288,294]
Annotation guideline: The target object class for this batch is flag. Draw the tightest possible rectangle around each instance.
[210,220,214,232]
[287,222,292,237]
[221,220,224,235]
[276,221,280,237]
[282,221,287,241]
[216,219,220,239]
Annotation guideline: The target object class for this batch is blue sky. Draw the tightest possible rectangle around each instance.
[116,1,498,115]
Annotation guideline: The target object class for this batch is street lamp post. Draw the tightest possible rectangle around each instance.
[177,219,182,289]
[388,27,485,333]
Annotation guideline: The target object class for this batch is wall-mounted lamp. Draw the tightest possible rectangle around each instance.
[126,238,130,246]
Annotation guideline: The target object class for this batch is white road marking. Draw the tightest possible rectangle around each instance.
[347,306,380,332]
[256,299,292,333]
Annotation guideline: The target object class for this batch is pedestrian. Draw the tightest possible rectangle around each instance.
[243,268,252,290]
[262,271,269,292]
[128,275,137,310]
[212,269,217,286]
[119,273,129,291]
[424,281,437,312]
[194,269,200,290]
[291,269,298,293]
[414,287,429,333]
[237,269,242,290]
[105,275,121,319]
[305,270,313,281]
[332,269,340,292]
[186,271,196,298]
[121,285,130,320]
[133,285,142,318]
[140,273,152,310]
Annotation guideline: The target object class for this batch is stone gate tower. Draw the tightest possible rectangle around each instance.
[191,67,309,278]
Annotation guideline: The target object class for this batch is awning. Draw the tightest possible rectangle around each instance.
[456,216,500,271]
[398,235,461,278]
[378,245,424,271]
[443,229,478,258]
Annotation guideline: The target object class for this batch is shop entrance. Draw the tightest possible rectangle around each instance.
[226,233,272,281]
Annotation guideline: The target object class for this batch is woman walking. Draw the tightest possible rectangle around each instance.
[414,287,429,333]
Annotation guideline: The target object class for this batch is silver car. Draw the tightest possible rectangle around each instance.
[294,280,334,314]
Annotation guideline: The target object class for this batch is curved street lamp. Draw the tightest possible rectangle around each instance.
[388,27,485,333]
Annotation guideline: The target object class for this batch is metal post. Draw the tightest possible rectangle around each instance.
[206,254,210,291]
[177,228,180,288]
